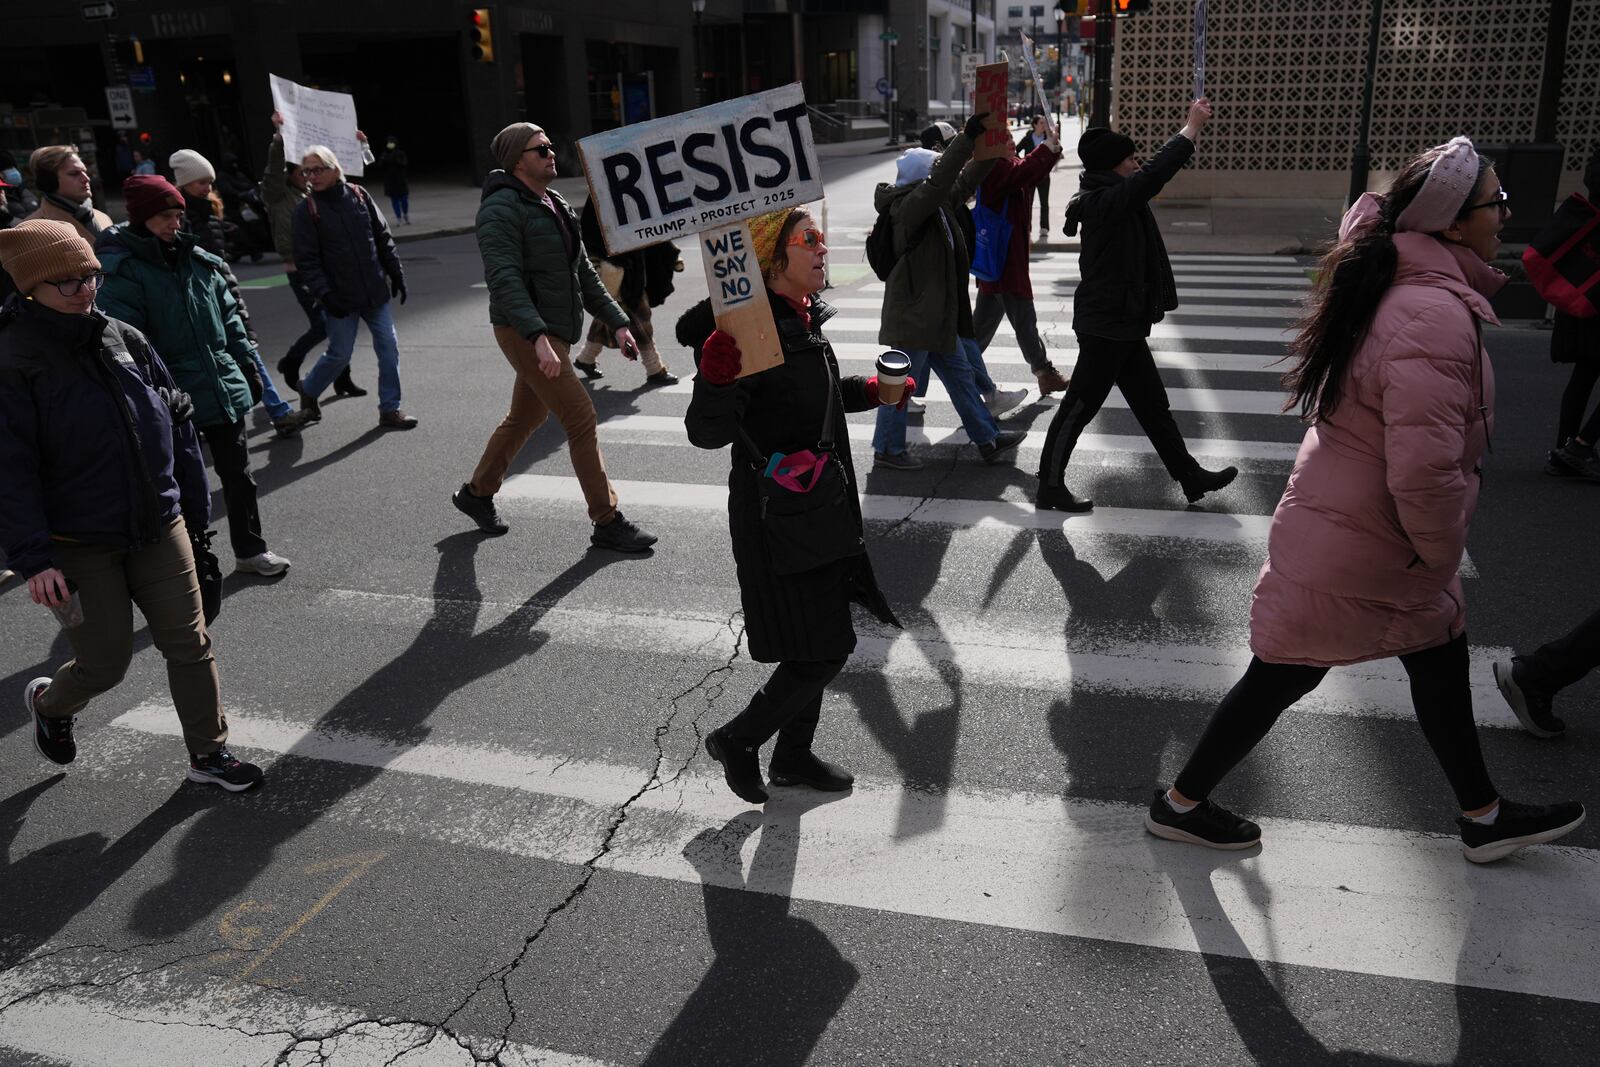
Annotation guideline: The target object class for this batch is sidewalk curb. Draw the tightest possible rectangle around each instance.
[394,224,476,244]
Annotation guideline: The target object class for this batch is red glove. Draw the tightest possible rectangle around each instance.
[865,374,917,410]
[698,329,742,385]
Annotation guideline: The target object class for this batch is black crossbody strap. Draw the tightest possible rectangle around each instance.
[736,355,838,469]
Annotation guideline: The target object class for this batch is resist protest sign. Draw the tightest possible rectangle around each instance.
[270,74,365,178]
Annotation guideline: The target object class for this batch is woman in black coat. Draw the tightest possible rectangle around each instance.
[679,206,905,804]
[1546,145,1600,481]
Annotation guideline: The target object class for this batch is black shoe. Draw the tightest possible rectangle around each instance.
[27,677,74,766]
[591,511,657,553]
[1035,483,1094,512]
[1459,798,1584,863]
[575,361,604,380]
[452,483,509,535]
[277,357,303,393]
[333,374,368,398]
[978,429,1025,464]
[187,747,264,792]
[1493,659,1564,738]
[705,726,768,804]
[643,369,679,388]
[1144,789,1261,850]
[297,390,322,423]
[1553,440,1600,482]
[1181,465,1239,503]
[769,750,854,791]
[1545,449,1582,477]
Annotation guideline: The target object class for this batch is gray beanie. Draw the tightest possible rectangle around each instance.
[491,122,542,172]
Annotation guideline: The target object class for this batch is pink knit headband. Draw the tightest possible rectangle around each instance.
[1395,136,1481,234]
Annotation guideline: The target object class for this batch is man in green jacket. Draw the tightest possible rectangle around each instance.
[451,122,656,553]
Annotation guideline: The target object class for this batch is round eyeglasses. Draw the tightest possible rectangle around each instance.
[45,272,106,297]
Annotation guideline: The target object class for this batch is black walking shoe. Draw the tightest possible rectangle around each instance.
[1545,449,1582,477]
[1035,483,1094,512]
[643,369,679,388]
[575,361,604,380]
[1181,465,1239,503]
[978,430,1026,464]
[26,677,75,766]
[452,483,509,536]
[769,750,854,791]
[277,357,303,393]
[1459,799,1584,863]
[590,511,657,554]
[297,390,322,423]
[1493,659,1563,738]
[187,748,265,792]
[1552,440,1600,482]
[1144,790,1262,850]
[705,727,768,804]
[333,373,368,398]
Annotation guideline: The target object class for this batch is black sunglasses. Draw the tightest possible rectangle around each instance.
[523,144,556,159]
[1463,189,1510,216]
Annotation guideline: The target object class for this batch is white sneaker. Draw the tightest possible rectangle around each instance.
[235,551,291,577]
[984,388,1028,418]
[905,396,926,414]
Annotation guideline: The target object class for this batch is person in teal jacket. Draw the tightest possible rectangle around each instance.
[96,175,292,577]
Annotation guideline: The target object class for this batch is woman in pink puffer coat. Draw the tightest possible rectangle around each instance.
[1142,137,1585,863]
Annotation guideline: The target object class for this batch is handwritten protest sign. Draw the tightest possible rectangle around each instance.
[972,63,1012,160]
[579,84,825,377]
[270,74,365,178]
[1017,34,1058,140]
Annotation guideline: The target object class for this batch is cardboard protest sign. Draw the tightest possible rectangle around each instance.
[972,63,1012,160]
[1016,34,1058,141]
[270,74,365,178]
[579,83,825,377]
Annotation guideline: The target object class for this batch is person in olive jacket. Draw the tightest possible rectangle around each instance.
[0,219,262,792]
[290,144,416,430]
[96,175,291,577]
[450,122,656,553]
[679,206,904,805]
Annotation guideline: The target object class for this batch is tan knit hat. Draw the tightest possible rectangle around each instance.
[0,219,100,296]
[491,122,543,172]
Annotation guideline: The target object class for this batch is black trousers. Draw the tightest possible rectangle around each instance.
[1557,359,1600,447]
[1033,175,1050,234]
[1517,608,1600,693]
[725,658,846,758]
[972,292,1054,374]
[1173,634,1498,812]
[282,271,327,374]
[1036,333,1197,487]
[199,417,268,559]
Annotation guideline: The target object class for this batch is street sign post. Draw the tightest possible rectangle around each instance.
[876,77,892,98]
[104,87,136,130]
[81,1,117,19]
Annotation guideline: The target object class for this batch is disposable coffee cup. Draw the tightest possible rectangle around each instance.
[876,349,912,405]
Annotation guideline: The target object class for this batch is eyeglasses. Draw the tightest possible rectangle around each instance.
[786,229,826,251]
[1463,189,1510,216]
[523,144,556,159]
[45,272,106,297]
[301,166,331,177]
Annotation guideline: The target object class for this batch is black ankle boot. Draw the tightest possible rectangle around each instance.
[334,372,368,398]
[769,750,854,791]
[1181,465,1238,504]
[705,727,768,804]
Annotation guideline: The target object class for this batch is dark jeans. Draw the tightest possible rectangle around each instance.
[724,658,847,758]
[1033,175,1050,234]
[391,195,409,219]
[1037,332,1197,487]
[199,417,268,560]
[1173,634,1498,812]
[1517,608,1600,693]
[972,292,1055,374]
[1557,360,1600,447]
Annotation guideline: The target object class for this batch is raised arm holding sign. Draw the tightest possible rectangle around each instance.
[269,74,365,177]
[1016,33,1058,141]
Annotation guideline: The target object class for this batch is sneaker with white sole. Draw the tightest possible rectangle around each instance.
[1492,658,1563,738]
[26,676,74,766]
[984,387,1029,418]
[873,450,924,470]
[905,397,926,415]
[235,551,291,577]
[187,748,264,792]
[1144,789,1262,850]
[1458,799,1584,863]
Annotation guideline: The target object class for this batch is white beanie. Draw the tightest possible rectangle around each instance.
[169,149,216,187]
[895,148,938,187]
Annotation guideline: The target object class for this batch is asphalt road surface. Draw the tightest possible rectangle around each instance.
[3,150,1599,1066]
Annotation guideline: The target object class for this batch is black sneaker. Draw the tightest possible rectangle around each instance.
[574,361,604,380]
[1493,659,1563,738]
[1144,789,1262,850]
[1035,483,1094,513]
[187,748,264,792]
[705,726,768,804]
[591,511,657,554]
[1181,465,1239,503]
[769,750,854,791]
[1554,440,1600,482]
[643,369,679,388]
[452,483,509,535]
[26,676,74,766]
[1459,799,1584,863]
[978,429,1026,464]
[1545,449,1581,477]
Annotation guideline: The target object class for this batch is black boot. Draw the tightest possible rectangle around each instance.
[277,356,303,393]
[769,750,854,791]
[705,726,768,804]
[334,370,368,397]
[1180,465,1238,504]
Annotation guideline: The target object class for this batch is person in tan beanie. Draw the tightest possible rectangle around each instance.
[0,220,263,792]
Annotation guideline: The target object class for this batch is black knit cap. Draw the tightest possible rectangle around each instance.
[1078,127,1137,171]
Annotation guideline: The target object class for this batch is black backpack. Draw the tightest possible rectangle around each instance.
[864,204,898,281]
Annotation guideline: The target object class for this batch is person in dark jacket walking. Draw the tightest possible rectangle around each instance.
[450,122,655,552]
[380,137,410,224]
[1017,114,1054,241]
[573,197,679,387]
[291,144,416,430]
[97,175,292,578]
[1035,99,1239,513]
[680,206,902,805]
[0,219,262,791]
[1543,145,1600,481]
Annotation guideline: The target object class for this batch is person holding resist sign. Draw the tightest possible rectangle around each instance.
[677,206,905,805]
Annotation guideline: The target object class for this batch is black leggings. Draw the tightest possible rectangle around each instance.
[725,658,846,757]
[1173,634,1497,811]
[1557,359,1600,447]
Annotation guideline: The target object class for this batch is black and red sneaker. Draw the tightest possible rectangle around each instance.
[26,676,74,766]
[187,748,264,792]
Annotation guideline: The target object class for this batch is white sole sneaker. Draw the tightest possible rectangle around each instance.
[1491,660,1561,738]
[235,555,291,577]
[1463,810,1585,864]
[1143,812,1262,851]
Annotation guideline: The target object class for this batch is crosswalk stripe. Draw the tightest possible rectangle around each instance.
[103,704,1600,1004]
[828,342,1290,376]
[828,297,1297,322]
[850,282,1309,302]
[826,317,1296,344]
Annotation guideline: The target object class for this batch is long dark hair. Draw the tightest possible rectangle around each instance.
[1281,147,1491,422]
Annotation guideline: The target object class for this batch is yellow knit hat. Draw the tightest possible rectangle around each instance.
[0,219,99,296]
[748,206,801,277]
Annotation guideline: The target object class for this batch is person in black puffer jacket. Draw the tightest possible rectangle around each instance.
[1544,145,1600,481]
[0,219,262,793]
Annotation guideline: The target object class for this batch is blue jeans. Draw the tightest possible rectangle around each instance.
[391,195,409,219]
[249,349,293,420]
[302,302,403,413]
[960,336,997,395]
[872,347,999,454]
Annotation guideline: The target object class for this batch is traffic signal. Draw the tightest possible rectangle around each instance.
[470,7,495,63]
[1124,0,1152,11]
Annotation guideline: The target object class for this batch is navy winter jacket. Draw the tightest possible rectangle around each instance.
[291,181,403,315]
[0,297,210,578]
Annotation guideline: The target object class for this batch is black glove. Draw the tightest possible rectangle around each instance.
[390,276,407,304]
[319,295,350,318]
[239,356,265,406]
[964,111,991,142]
[157,386,195,425]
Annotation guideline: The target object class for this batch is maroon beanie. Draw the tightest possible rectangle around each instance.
[122,174,185,228]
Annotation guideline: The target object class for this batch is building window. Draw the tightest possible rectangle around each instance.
[1008,5,1023,17]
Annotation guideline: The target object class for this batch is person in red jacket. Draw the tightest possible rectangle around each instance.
[971,127,1072,397]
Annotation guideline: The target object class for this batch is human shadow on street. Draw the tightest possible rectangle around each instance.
[237,425,388,506]
[0,630,76,748]
[643,796,858,1067]
[126,533,632,939]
